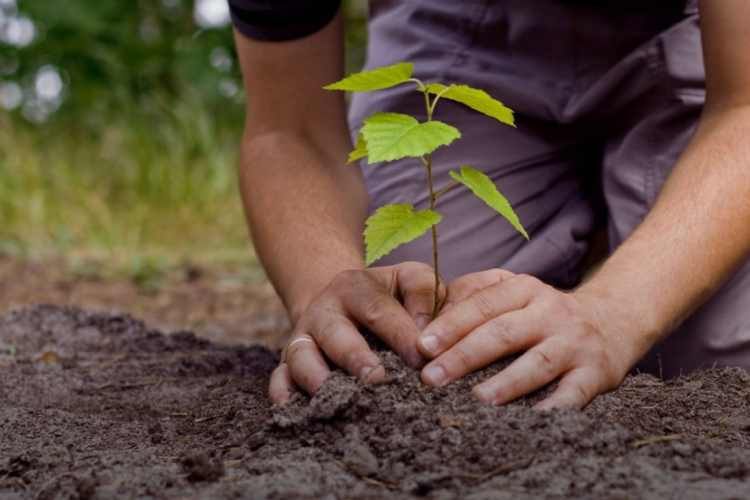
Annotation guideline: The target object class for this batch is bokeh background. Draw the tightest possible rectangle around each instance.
[0,0,368,271]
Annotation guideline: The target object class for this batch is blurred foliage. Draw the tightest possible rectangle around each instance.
[0,0,368,267]
[0,0,367,126]
[1,0,243,126]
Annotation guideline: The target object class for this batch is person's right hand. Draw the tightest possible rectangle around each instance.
[269,262,445,405]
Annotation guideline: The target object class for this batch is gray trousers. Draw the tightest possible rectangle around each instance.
[348,0,750,377]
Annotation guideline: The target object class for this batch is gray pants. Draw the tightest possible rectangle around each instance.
[348,0,750,377]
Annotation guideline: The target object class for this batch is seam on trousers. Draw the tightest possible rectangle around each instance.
[643,39,671,208]
[543,234,574,287]
[439,0,491,83]
[410,0,492,218]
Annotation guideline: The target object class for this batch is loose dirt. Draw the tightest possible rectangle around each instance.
[2,305,750,499]
[0,257,289,349]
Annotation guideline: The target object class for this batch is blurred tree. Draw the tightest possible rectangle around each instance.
[0,0,369,261]
[0,0,368,126]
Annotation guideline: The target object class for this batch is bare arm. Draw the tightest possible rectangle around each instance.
[575,0,750,362]
[235,12,440,404]
[235,12,368,321]
[414,0,750,408]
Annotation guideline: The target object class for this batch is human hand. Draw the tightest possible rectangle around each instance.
[416,269,636,409]
[269,262,445,405]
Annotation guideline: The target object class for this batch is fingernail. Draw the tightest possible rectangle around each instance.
[422,365,447,387]
[358,365,381,384]
[407,346,425,368]
[420,334,440,356]
[473,385,496,404]
[415,315,432,330]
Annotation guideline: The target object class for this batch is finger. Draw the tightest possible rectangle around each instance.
[285,335,332,396]
[396,262,446,330]
[418,274,536,359]
[421,310,536,387]
[342,282,425,368]
[532,367,600,410]
[307,315,386,382]
[442,269,515,312]
[471,341,571,405]
[269,363,294,406]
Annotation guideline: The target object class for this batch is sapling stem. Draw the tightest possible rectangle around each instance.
[434,180,461,199]
[327,63,527,323]
[422,86,442,318]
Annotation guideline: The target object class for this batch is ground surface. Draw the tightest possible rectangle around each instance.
[0,258,288,349]
[2,305,750,499]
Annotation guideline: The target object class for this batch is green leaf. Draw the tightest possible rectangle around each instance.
[449,166,528,239]
[361,112,461,163]
[425,83,515,127]
[364,204,442,265]
[348,134,368,164]
[324,63,414,92]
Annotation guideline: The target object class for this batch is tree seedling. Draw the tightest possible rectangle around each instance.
[325,63,528,317]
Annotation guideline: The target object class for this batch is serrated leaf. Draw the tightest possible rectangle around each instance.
[361,112,461,163]
[364,204,442,265]
[449,166,528,239]
[348,134,368,164]
[324,63,414,92]
[425,83,515,127]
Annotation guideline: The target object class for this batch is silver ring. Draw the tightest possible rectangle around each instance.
[288,336,315,348]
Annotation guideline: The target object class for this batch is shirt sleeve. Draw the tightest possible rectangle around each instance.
[229,0,342,41]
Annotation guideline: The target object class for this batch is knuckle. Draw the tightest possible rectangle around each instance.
[502,372,523,396]
[337,346,362,371]
[439,314,465,340]
[514,273,535,287]
[544,295,574,318]
[568,323,596,345]
[330,269,359,289]
[487,318,514,349]
[453,345,475,372]
[448,279,468,296]
[470,292,497,321]
[487,268,509,283]
[361,296,387,325]
[407,261,433,274]
[533,349,557,378]
[388,326,412,352]
[285,340,307,361]
[570,380,591,405]
[515,274,545,295]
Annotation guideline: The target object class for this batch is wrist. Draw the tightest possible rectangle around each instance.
[571,283,662,374]
[285,260,367,324]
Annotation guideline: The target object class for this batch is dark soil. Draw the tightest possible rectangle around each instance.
[2,305,750,499]
[0,257,289,349]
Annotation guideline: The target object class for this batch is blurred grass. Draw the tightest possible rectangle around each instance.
[0,0,368,273]
[0,93,253,269]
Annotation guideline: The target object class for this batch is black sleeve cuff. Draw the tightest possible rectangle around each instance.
[229,0,342,42]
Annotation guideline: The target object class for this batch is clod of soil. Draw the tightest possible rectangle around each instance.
[2,305,750,499]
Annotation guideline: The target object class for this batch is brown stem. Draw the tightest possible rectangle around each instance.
[426,153,441,318]
[434,180,460,199]
[423,88,441,318]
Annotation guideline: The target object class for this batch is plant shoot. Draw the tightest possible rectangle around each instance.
[325,63,528,317]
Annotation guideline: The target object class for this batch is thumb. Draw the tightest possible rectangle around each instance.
[396,262,446,330]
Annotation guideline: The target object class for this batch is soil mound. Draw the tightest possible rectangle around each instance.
[1,305,750,499]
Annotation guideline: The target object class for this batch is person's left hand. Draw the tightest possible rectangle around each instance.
[416,269,637,409]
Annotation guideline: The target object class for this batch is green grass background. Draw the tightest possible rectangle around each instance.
[0,0,367,272]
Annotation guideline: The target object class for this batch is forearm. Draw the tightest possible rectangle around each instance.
[233,12,369,322]
[240,132,369,322]
[575,105,750,364]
